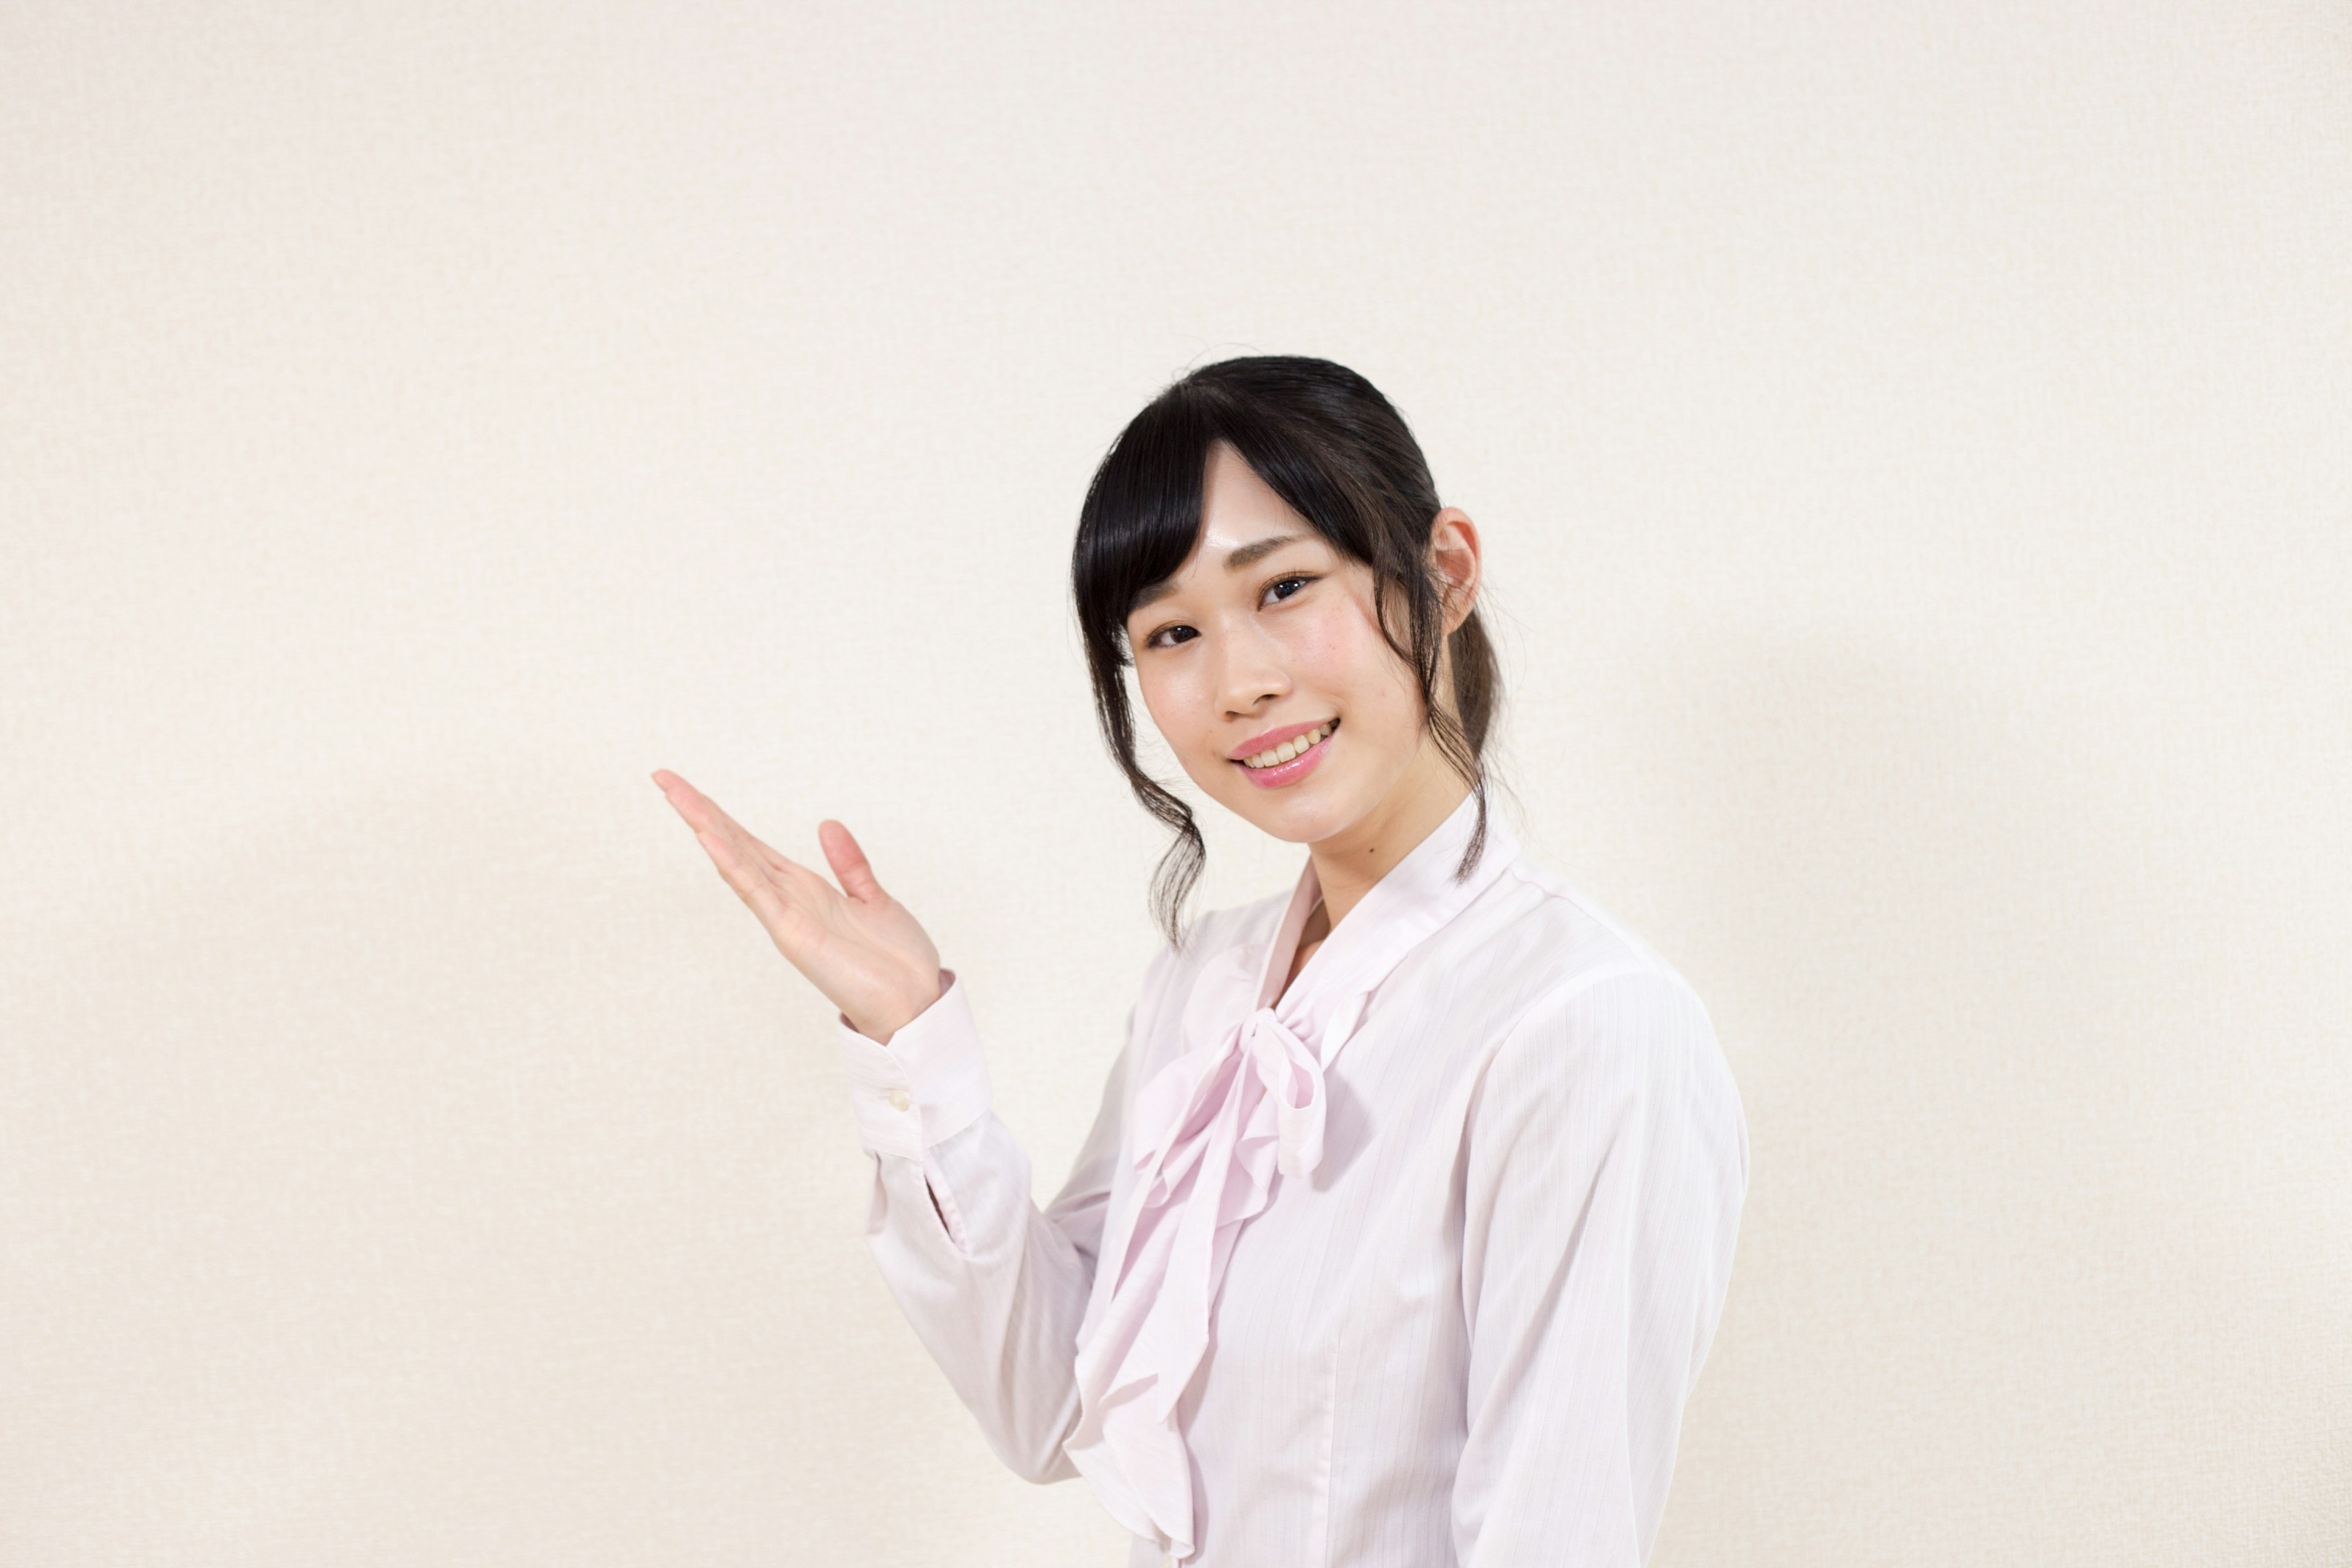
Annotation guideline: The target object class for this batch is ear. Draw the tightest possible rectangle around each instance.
[1428,508,1482,635]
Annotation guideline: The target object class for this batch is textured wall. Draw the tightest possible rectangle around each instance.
[4,3,2346,1563]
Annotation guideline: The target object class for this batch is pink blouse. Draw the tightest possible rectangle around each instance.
[834,793,1749,1565]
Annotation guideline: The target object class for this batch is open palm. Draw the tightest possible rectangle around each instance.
[654,769,942,1042]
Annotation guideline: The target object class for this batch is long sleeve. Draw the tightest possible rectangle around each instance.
[834,967,1137,1484]
[1452,967,1751,1567]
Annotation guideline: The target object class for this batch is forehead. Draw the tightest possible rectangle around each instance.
[1126,445,1325,617]
[1199,440,1300,544]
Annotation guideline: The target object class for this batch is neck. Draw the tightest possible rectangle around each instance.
[1306,741,1474,929]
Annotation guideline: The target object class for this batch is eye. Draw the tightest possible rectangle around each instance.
[1263,574,1316,606]
[1143,624,1199,649]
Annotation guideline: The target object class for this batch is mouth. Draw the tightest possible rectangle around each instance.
[1232,718,1338,789]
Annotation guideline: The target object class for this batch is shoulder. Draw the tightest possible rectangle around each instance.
[1127,887,1290,1028]
[1496,855,1700,996]
[1460,853,1749,1186]
[1182,886,1293,968]
[1404,848,1707,1036]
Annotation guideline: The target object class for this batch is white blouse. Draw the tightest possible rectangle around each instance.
[834,792,1750,1566]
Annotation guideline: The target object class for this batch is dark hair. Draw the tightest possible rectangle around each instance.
[1071,355,1503,943]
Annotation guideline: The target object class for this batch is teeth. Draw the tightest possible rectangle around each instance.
[1242,721,1334,769]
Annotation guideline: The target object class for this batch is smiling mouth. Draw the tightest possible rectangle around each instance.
[1237,719,1338,770]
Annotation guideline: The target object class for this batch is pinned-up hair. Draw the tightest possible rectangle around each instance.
[1071,355,1502,943]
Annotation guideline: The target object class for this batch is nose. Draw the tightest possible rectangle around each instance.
[1214,617,1290,719]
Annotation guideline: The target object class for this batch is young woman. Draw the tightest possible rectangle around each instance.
[654,356,1749,1567]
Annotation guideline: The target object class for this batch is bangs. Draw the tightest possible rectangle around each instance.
[1071,393,1217,665]
[1071,379,1379,665]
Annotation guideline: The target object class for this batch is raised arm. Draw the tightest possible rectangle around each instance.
[1453,968,1751,1567]
[652,768,1137,1483]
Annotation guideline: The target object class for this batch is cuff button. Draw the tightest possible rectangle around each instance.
[886,1088,912,1112]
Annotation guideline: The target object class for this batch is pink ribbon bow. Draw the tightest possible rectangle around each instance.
[1063,999,1333,1560]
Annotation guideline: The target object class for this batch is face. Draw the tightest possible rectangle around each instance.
[1122,440,1480,850]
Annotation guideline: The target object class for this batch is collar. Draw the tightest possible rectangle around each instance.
[1245,786,1520,1047]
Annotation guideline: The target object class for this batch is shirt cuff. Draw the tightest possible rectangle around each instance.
[834,968,993,1162]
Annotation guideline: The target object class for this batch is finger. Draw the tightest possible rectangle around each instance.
[694,826,818,947]
[818,820,886,903]
[655,772,724,836]
[654,771,729,831]
[691,823,763,895]
[755,840,796,876]
[662,779,797,875]
[761,844,837,908]
[660,775,740,837]
[658,779,837,917]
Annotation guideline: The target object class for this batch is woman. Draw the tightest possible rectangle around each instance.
[655,355,1749,1566]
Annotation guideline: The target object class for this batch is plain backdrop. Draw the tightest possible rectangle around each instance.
[4,2,2347,1564]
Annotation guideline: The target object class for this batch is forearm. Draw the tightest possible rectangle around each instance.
[856,1114,1093,1481]
[835,971,1113,1484]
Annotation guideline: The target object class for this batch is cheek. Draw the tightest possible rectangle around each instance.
[1136,662,1207,754]
[1290,596,1415,718]
[1278,598,1360,684]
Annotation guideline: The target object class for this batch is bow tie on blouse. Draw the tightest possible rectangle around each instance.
[1061,797,1517,1561]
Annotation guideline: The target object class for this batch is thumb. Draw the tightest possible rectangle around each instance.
[817,820,886,903]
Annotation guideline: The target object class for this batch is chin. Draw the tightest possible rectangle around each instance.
[1189,742,1391,845]
[1221,783,1368,846]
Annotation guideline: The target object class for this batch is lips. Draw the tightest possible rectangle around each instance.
[1235,718,1336,771]
[1231,718,1339,790]
[1228,717,1339,765]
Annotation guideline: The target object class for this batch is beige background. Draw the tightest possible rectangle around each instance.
[5,2,2347,1564]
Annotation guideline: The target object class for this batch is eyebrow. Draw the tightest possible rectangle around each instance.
[1129,533,1308,614]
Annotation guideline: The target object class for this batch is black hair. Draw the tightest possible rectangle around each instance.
[1071,355,1502,943]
